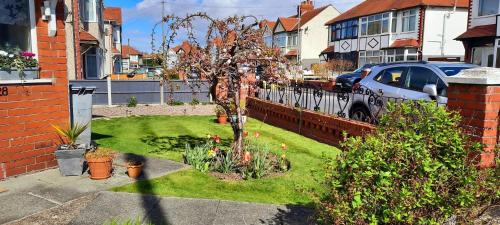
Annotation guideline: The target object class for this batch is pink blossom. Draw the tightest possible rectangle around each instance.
[21,52,36,58]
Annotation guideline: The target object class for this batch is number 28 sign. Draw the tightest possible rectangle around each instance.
[0,87,8,96]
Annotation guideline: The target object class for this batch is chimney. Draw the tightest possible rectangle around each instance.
[297,0,314,16]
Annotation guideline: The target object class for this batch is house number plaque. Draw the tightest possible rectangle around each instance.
[0,87,8,96]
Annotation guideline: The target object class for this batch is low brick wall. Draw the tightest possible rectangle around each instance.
[246,97,375,146]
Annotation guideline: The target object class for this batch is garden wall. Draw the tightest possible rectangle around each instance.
[0,1,69,179]
[246,97,375,146]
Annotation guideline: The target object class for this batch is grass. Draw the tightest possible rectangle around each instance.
[92,116,339,205]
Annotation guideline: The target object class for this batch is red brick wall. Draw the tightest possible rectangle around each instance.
[0,1,70,179]
[246,97,375,146]
[447,83,499,168]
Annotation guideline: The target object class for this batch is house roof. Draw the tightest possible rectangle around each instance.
[173,41,193,54]
[325,0,469,25]
[112,48,120,54]
[321,46,335,54]
[104,7,122,25]
[275,5,331,32]
[79,31,98,43]
[385,39,420,48]
[260,20,276,30]
[455,24,497,40]
[121,45,142,58]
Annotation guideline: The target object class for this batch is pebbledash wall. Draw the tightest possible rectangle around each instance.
[0,1,70,179]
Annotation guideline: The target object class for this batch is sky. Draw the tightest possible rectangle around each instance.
[104,0,364,53]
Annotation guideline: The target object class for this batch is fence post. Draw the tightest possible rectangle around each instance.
[160,83,164,105]
[107,75,112,106]
[445,67,500,169]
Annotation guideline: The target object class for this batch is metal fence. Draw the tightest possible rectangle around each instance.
[69,80,211,106]
[257,84,409,124]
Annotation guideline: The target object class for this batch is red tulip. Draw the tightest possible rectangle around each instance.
[244,151,251,162]
[254,132,260,138]
[243,131,249,137]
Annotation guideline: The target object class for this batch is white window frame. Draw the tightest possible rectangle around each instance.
[401,9,417,33]
[384,48,418,62]
[477,0,500,17]
[360,13,390,36]
[287,34,298,47]
[359,50,383,65]
[81,0,98,22]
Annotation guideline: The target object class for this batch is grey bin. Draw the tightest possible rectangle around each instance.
[69,85,96,147]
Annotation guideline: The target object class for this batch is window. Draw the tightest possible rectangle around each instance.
[84,48,103,79]
[402,9,417,32]
[361,13,390,36]
[385,48,418,62]
[404,67,446,96]
[478,0,499,16]
[374,67,407,88]
[391,12,398,33]
[332,19,358,41]
[81,0,98,22]
[472,47,494,67]
[287,34,298,47]
[359,50,383,66]
[264,35,273,47]
[0,0,34,52]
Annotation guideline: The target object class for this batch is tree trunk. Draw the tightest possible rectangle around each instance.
[232,83,244,159]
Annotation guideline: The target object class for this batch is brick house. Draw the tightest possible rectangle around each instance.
[323,0,470,68]
[0,0,70,179]
[456,0,500,67]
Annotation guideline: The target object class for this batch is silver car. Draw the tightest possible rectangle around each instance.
[349,62,477,122]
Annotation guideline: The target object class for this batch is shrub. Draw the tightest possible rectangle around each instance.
[127,96,137,107]
[190,98,200,106]
[317,101,499,224]
[167,99,184,106]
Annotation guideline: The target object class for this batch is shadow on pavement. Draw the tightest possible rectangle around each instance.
[262,205,315,225]
[123,153,170,225]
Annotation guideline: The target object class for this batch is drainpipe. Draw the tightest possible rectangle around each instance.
[441,0,457,56]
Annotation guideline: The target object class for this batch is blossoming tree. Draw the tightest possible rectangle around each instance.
[152,13,288,158]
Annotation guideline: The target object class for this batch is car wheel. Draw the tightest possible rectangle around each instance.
[350,105,372,123]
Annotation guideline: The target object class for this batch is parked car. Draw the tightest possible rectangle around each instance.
[348,62,477,122]
[335,64,376,92]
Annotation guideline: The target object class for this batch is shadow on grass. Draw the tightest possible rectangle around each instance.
[91,132,114,141]
[141,135,232,154]
[261,205,315,225]
[123,153,170,225]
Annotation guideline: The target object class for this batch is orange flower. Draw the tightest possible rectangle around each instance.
[243,131,249,137]
[281,143,287,150]
[214,147,220,153]
[213,135,221,143]
[254,132,260,138]
[244,151,251,162]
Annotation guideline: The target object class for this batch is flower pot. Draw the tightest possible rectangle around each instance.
[0,67,39,80]
[55,146,86,176]
[241,115,247,124]
[127,162,144,179]
[86,157,113,180]
[217,115,227,124]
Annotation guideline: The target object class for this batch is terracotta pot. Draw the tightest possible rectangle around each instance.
[86,157,113,180]
[217,115,228,124]
[127,162,144,179]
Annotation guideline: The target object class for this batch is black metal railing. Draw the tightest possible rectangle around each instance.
[256,83,408,125]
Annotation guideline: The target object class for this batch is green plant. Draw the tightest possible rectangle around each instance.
[317,101,499,224]
[184,143,212,173]
[249,151,270,179]
[52,122,89,149]
[214,105,226,117]
[127,96,138,107]
[217,150,234,174]
[167,99,184,106]
[86,147,117,159]
[0,47,38,79]
[190,98,200,106]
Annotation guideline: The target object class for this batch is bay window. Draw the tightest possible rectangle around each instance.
[359,50,382,66]
[385,48,418,62]
[478,0,499,16]
[402,9,417,32]
[360,13,390,36]
[332,19,358,41]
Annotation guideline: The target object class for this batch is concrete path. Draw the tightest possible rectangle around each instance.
[0,154,186,224]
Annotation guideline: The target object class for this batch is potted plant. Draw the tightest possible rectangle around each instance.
[126,159,144,179]
[52,123,89,176]
[85,147,116,180]
[215,105,227,124]
[0,48,39,80]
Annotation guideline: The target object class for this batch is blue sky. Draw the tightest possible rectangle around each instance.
[104,0,363,52]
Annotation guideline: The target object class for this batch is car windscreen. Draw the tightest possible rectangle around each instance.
[438,66,475,76]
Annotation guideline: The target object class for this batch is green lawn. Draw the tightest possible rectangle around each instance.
[92,116,339,205]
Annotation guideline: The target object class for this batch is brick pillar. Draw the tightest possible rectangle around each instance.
[446,68,500,168]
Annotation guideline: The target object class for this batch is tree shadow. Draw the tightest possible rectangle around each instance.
[91,132,114,141]
[141,135,232,154]
[123,153,170,225]
[261,204,315,225]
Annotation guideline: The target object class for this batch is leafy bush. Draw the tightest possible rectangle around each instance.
[184,143,211,173]
[167,99,184,106]
[127,96,137,107]
[317,101,499,224]
[190,98,200,106]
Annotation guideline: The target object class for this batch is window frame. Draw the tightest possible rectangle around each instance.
[478,0,500,17]
[360,13,390,36]
[332,19,358,41]
[403,66,446,96]
[401,9,417,33]
[373,66,408,88]
[81,0,98,22]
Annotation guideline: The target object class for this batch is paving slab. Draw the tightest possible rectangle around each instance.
[0,154,186,224]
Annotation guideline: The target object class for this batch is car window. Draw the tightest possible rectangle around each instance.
[373,67,407,88]
[438,66,475,76]
[405,67,447,96]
